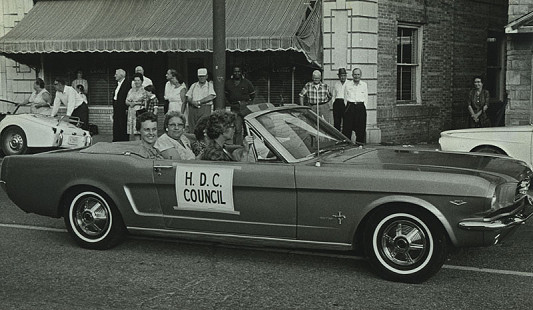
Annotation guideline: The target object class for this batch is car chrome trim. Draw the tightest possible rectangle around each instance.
[124,187,163,217]
[127,226,353,249]
[459,198,533,231]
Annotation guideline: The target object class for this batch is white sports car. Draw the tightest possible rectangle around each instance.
[439,125,532,166]
[0,103,91,156]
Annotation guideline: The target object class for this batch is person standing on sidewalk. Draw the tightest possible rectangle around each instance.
[343,68,368,143]
[186,68,216,133]
[331,68,348,131]
[112,69,130,142]
[299,70,332,124]
[225,65,255,145]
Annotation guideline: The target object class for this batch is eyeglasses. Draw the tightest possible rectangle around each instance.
[168,123,185,129]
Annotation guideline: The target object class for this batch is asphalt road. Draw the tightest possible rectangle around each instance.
[1,185,533,309]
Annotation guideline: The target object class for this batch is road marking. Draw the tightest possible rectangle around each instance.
[0,223,67,233]
[3,223,533,278]
[442,264,533,277]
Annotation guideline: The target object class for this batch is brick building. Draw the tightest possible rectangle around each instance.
[505,1,533,126]
[0,0,510,143]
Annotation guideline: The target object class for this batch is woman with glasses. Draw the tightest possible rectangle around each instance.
[201,110,253,161]
[154,111,195,160]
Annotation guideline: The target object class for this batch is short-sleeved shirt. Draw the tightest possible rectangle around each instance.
[186,81,216,104]
[225,78,255,104]
[344,80,368,104]
[154,133,195,160]
[299,82,332,105]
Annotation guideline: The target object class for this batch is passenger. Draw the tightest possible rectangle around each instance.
[191,115,210,159]
[20,78,51,115]
[154,111,195,160]
[201,110,253,161]
[135,112,162,159]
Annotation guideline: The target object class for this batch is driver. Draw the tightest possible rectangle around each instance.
[201,110,254,162]
[20,78,51,115]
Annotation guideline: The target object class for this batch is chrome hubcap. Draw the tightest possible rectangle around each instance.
[8,134,24,151]
[74,197,109,237]
[381,220,427,266]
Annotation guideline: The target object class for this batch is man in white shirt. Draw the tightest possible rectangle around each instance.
[131,66,153,88]
[331,68,348,131]
[343,68,368,143]
[186,68,216,133]
[51,78,89,130]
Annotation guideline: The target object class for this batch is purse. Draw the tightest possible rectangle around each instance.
[136,108,147,117]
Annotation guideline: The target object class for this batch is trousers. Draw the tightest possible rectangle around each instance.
[342,102,366,144]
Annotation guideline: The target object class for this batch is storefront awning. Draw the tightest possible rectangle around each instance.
[0,0,322,64]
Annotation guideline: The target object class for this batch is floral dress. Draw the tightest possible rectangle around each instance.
[126,87,147,134]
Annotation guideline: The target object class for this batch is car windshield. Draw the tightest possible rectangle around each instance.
[256,109,348,160]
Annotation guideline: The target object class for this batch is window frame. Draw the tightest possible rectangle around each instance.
[396,24,423,104]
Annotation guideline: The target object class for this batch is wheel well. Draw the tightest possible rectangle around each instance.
[1,125,25,139]
[353,202,450,254]
[58,185,116,218]
[471,145,507,155]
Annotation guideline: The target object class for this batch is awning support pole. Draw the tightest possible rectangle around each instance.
[213,0,226,110]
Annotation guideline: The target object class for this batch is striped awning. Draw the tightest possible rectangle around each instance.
[0,0,322,64]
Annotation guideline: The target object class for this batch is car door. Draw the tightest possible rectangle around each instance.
[153,159,297,238]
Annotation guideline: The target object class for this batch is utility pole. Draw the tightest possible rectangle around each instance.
[213,0,226,110]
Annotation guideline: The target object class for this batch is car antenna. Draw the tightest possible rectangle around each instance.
[315,103,321,167]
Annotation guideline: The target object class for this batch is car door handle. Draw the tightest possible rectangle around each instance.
[154,165,173,176]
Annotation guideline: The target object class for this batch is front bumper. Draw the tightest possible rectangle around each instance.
[459,195,533,244]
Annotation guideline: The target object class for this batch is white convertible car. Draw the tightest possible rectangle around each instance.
[439,125,533,166]
[0,103,91,156]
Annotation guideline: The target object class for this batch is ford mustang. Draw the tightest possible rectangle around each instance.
[1,105,532,283]
[0,100,91,156]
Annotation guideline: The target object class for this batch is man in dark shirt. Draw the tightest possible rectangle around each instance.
[225,65,255,145]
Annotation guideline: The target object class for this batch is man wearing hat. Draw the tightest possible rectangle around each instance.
[299,70,332,123]
[186,68,216,133]
[331,68,348,131]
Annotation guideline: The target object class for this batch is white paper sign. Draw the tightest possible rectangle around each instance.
[175,165,235,213]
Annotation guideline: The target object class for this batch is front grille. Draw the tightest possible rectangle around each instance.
[516,176,531,199]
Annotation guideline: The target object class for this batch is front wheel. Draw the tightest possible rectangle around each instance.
[1,126,27,155]
[363,207,447,283]
[64,190,126,250]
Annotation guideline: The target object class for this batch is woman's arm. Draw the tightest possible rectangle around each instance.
[180,88,187,113]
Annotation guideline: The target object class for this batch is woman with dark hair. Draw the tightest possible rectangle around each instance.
[467,75,491,128]
[134,111,162,159]
[126,72,147,140]
[154,111,195,160]
[21,78,51,115]
[143,84,159,115]
[201,110,253,161]
[191,115,210,159]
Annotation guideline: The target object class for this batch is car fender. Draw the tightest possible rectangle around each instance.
[359,195,457,245]
[0,114,58,147]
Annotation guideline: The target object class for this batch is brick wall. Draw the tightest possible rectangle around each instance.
[377,0,507,144]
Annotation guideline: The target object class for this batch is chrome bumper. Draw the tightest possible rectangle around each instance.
[459,196,533,231]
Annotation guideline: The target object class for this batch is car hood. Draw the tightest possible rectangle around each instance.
[441,125,533,135]
[321,146,531,182]
[13,113,83,131]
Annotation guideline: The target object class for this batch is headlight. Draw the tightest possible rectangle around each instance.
[491,182,519,210]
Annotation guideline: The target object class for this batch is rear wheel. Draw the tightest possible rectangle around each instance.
[63,190,126,250]
[1,126,27,155]
[363,206,447,283]
[472,145,506,155]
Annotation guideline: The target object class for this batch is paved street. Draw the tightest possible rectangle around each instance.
[1,181,533,309]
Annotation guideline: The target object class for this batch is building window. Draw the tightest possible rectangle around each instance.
[397,25,422,103]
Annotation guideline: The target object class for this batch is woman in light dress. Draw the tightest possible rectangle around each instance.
[21,78,51,115]
[164,69,188,126]
[126,73,147,140]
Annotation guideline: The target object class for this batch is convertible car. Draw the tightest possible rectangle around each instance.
[439,125,533,167]
[0,101,91,156]
[1,105,532,283]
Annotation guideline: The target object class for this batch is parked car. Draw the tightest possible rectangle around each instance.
[439,125,532,167]
[1,105,532,283]
[0,103,91,155]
